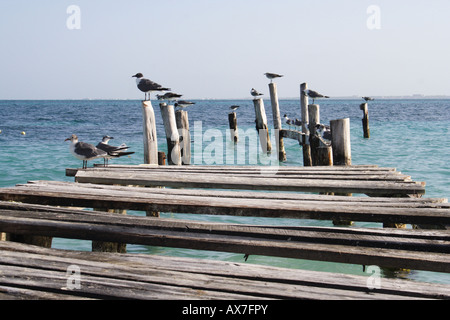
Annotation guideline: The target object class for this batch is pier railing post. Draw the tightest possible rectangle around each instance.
[228,112,239,144]
[360,103,370,138]
[142,101,158,165]
[253,98,272,154]
[176,109,191,165]
[160,103,182,165]
[300,83,312,166]
[330,118,352,166]
[269,83,286,162]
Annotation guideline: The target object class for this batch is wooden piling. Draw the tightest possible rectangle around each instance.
[142,101,158,165]
[228,112,239,144]
[269,83,286,162]
[158,151,166,165]
[300,83,312,166]
[176,110,191,165]
[253,98,272,154]
[330,118,352,166]
[360,103,370,138]
[160,103,181,165]
[308,104,332,166]
[92,208,127,253]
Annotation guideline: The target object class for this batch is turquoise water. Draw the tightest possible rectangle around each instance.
[0,99,449,284]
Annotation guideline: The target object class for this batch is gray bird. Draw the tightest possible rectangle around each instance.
[132,73,170,100]
[362,96,374,102]
[303,89,330,104]
[65,134,108,169]
[251,88,263,98]
[264,72,283,83]
[96,135,135,166]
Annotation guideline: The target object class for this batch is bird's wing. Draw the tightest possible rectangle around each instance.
[76,142,106,158]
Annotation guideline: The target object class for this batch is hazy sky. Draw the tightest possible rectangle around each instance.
[1,0,449,99]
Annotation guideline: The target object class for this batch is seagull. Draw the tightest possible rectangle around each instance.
[96,135,135,166]
[251,88,263,99]
[294,118,303,127]
[283,114,293,129]
[264,72,283,83]
[174,100,196,109]
[362,96,374,102]
[302,89,330,104]
[315,124,332,141]
[156,92,183,101]
[132,73,170,101]
[230,105,240,111]
[65,134,108,169]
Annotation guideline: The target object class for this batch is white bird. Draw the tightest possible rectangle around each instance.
[283,114,293,129]
[264,72,283,83]
[96,135,135,166]
[65,134,108,169]
[251,88,263,98]
[132,73,170,101]
[303,89,330,104]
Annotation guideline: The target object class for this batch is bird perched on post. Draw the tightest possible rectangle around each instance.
[283,114,293,129]
[156,92,183,101]
[251,88,263,98]
[362,96,374,102]
[65,134,108,169]
[132,73,170,101]
[264,72,283,83]
[175,100,196,109]
[302,89,330,104]
[96,135,135,166]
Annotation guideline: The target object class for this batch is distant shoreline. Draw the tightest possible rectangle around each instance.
[1,96,450,101]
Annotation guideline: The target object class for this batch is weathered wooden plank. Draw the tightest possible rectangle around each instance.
[25,181,448,205]
[0,183,446,225]
[73,170,425,196]
[1,241,449,299]
[1,207,449,273]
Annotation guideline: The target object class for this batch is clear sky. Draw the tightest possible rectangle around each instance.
[0,0,449,99]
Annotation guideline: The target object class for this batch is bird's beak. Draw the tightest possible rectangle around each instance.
[64,138,70,141]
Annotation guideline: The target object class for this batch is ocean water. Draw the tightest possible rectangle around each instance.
[0,98,449,285]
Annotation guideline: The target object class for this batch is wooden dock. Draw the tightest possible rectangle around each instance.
[1,164,449,300]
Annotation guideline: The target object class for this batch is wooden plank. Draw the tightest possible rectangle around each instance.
[0,183,446,225]
[1,241,449,299]
[73,170,425,196]
[1,205,449,273]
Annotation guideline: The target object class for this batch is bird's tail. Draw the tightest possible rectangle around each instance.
[324,96,330,98]
[109,151,135,158]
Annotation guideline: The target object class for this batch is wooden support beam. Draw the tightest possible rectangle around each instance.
[360,103,370,138]
[160,103,181,165]
[253,98,272,154]
[175,110,191,165]
[228,112,238,144]
[269,82,286,161]
[141,101,158,165]
[300,83,312,166]
[331,118,352,166]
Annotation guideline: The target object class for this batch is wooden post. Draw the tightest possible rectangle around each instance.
[160,103,181,165]
[176,110,191,165]
[330,118,353,226]
[228,112,239,144]
[142,101,158,165]
[308,104,324,166]
[92,208,127,253]
[158,151,166,165]
[360,103,370,138]
[330,118,352,166]
[253,98,272,154]
[300,83,312,166]
[269,83,286,162]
